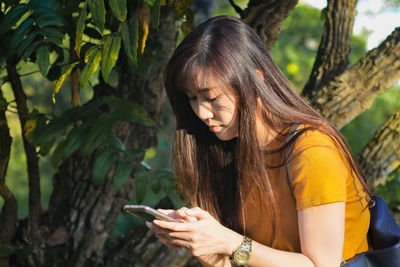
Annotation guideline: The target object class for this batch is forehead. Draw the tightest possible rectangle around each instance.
[185,72,230,94]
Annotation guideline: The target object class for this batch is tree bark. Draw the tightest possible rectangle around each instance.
[242,0,298,50]
[6,56,41,235]
[307,27,400,129]
[302,0,357,99]
[358,110,400,188]
[0,88,17,245]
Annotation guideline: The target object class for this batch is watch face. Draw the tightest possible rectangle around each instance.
[234,249,250,264]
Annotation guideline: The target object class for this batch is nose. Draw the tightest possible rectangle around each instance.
[195,102,214,120]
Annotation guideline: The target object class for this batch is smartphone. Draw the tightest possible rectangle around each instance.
[123,204,180,223]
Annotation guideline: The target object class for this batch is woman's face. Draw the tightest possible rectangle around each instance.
[186,77,239,141]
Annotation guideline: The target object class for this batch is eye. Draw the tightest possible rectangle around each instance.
[205,97,217,103]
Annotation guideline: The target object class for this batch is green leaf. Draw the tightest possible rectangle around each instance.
[37,27,65,40]
[88,0,105,32]
[39,138,56,156]
[105,134,125,151]
[112,107,155,127]
[75,1,87,58]
[63,126,88,159]
[21,40,41,61]
[0,3,29,35]
[29,0,61,14]
[52,62,78,103]
[36,45,50,76]
[44,36,63,47]
[143,0,155,7]
[17,32,37,58]
[103,95,146,113]
[10,17,34,49]
[135,168,149,204]
[24,110,47,144]
[103,95,155,126]
[81,114,116,155]
[109,0,127,22]
[61,100,102,122]
[101,35,121,83]
[113,159,133,191]
[80,46,102,86]
[126,149,145,159]
[35,14,63,27]
[51,139,67,168]
[121,16,138,65]
[92,148,117,186]
[152,0,161,30]
[0,244,15,258]
[84,26,102,40]
[36,117,71,145]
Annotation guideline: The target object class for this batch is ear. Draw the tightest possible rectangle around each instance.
[255,69,264,81]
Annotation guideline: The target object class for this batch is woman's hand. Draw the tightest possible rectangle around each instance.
[146,207,196,250]
[151,207,242,257]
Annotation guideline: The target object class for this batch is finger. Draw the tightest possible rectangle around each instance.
[153,219,193,232]
[157,209,177,218]
[156,234,183,250]
[146,221,172,235]
[185,207,212,220]
[176,207,197,222]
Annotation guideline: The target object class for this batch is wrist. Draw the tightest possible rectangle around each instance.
[223,229,244,256]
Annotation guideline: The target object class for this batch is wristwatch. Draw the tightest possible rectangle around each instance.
[229,236,252,265]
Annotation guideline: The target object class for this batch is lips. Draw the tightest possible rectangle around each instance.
[208,125,221,132]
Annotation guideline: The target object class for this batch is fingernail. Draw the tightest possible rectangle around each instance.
[185,209,193,215]
[145,221,151,228]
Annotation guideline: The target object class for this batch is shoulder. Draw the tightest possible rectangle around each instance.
[288,126,350,210]
[293,126,339,153]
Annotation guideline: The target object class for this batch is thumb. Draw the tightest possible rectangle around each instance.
[185,207,212,220]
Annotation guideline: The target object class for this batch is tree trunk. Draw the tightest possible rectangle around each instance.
[0,88,17,246]
[358,110,400,188]
[302,0,357,99]
[307,27,400,129]
[6,56,41,244]
[242,0,298,50]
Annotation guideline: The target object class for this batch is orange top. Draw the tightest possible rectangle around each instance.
[239,128,370,261]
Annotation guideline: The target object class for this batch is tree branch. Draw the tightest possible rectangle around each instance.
[302,0,357,98]
[0,88,17,244]
[308,27,400,129]
[242,0,298,50]
[358,110,400,188]
[6,56,41,230]
[228,0,243,16]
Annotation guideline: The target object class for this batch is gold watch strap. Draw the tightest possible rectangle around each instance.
[229,235,252,265]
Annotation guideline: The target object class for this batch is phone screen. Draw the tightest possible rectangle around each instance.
[123,205,180,223]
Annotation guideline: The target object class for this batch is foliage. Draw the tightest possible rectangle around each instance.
[341,86,400,155]
[0,0,191,224]
[376,168,400,207]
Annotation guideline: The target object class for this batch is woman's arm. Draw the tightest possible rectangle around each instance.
[246,202,345,267]
[150,202,345,267]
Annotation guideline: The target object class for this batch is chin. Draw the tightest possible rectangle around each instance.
[215,133,237,141]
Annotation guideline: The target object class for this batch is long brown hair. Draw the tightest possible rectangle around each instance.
[163,15,372,236]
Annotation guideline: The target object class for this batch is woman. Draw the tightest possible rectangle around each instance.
[146,15,371,267]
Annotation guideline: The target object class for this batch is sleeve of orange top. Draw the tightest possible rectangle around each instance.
[289,130,349,210]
